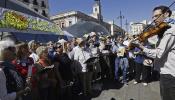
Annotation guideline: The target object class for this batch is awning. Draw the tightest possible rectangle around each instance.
[0,0,49,21]
[0,7,63,35]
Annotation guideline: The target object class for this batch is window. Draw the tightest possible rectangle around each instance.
[23,0,29,3]
[33,0,38,5]
[41,1,46,8]
[95,8,97,12]
[42,10,47,17]
[61,23,65,28]
[69,21,72,26]
[34,8,38,12]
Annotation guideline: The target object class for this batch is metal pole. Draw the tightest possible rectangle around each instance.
[125,19,129,33]
[120,11,123,29]
[117,11,124,35]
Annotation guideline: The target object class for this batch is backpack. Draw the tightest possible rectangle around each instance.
[1,62,24,93]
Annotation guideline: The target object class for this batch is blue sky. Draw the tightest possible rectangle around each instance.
[49,0,175,26]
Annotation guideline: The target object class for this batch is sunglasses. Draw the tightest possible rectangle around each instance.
[56,45,62,48]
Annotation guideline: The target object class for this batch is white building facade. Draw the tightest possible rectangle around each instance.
[50,0,123,36]
[129,20,147,35]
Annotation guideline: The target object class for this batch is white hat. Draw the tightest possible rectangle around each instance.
[90,32,97,37]
[83,34,89,38]
[58,39,67,44]
[0,39,15,53]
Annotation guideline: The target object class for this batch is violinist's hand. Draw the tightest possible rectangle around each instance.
[138,43,144,50]
[131,42,144,50]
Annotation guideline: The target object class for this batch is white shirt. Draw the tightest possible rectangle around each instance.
[143,23,175,77]
[74,46,92,72]
[0,68,16,100]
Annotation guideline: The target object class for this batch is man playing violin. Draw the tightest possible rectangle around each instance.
[139,5,175,100]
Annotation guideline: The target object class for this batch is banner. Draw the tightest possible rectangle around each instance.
[0,7,63,35]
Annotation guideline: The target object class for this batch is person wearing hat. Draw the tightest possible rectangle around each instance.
[90,32,97,37]
[74,38,93,95]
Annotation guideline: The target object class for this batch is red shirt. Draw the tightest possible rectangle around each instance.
[12,57,37,78]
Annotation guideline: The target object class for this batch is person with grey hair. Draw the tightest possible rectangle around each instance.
[34,46,59,100]
[0,39,30,100]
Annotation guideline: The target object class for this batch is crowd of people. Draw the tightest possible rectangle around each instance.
[0,5,175,100]
[0,31,159,100]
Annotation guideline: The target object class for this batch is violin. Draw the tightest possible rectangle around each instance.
[128,22,171,50]
[137,22,171,42]
[128,1,175,50]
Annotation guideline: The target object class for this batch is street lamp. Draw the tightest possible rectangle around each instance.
[117,11,124,35]
[117,11,124,29]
